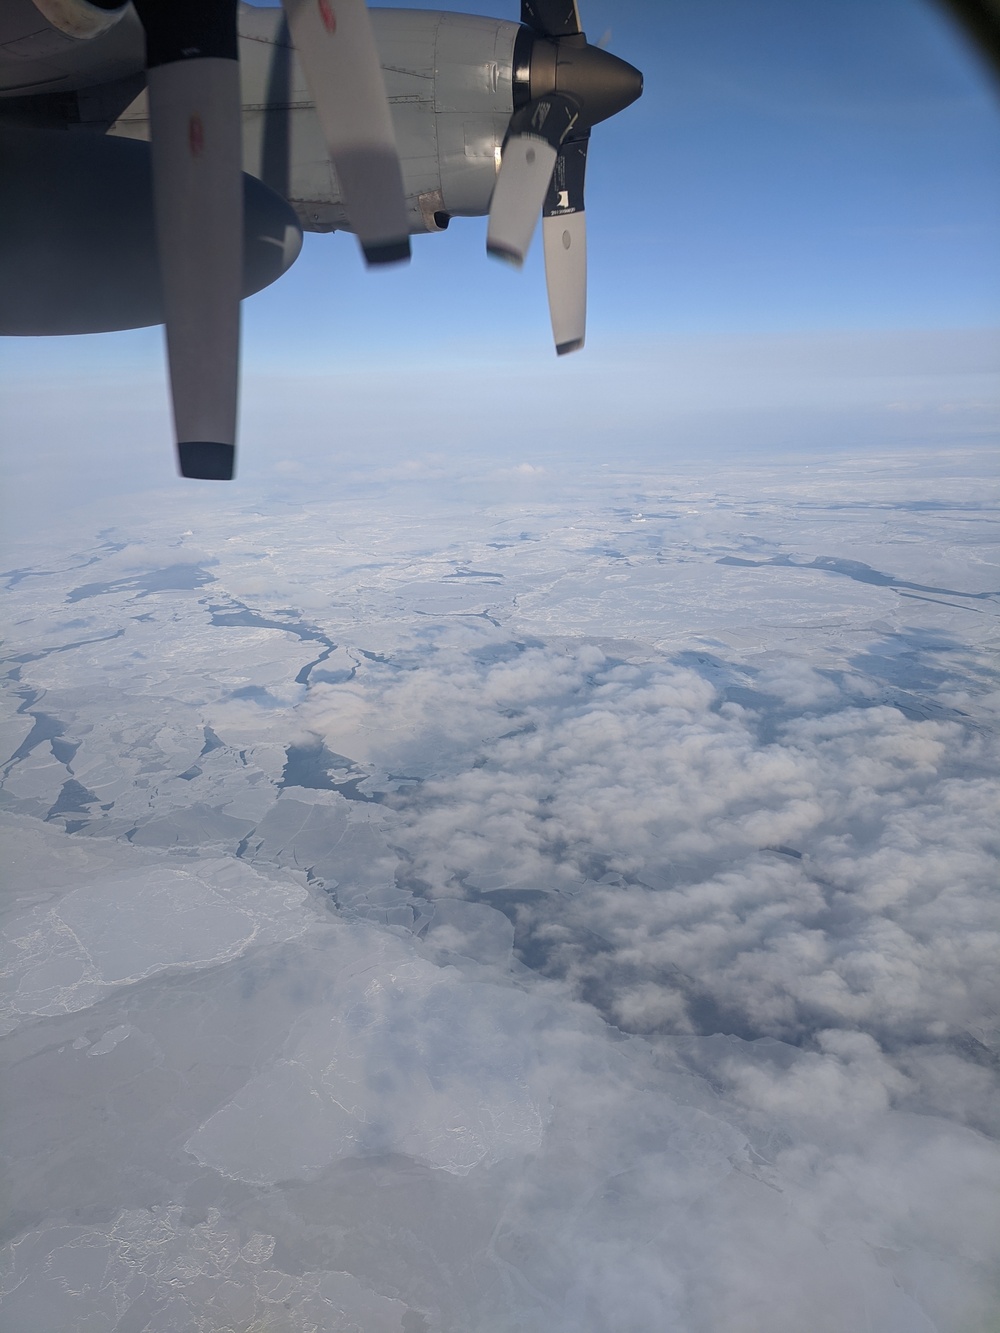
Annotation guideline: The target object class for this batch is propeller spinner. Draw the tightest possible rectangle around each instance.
[132,0,410,480]
[487,0,643,355]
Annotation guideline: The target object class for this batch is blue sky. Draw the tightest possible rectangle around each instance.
[228,0,1000,367]
[1,0,998,520]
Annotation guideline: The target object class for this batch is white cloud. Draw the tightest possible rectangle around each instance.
[294,637,1000,1128]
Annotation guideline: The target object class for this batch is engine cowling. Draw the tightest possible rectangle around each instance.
[0,128,303,336]
[0,0,144,96]
[30,0,129,41]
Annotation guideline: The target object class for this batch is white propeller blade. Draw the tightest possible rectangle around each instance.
[486,135,558,266]
[486,95,581,267]
[282,0,410,264]
[145,55,243,479]
[521,1,582,38]
[543,210,586,355]
[541,133,588,355]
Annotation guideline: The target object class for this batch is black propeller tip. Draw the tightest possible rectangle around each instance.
[363,238,412,266]
[178,441,236,481]
[486,240,525,268]
[556,338,584,356]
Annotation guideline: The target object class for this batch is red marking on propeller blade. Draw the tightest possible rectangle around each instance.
[189,114,204,157]
[318,0,337,33]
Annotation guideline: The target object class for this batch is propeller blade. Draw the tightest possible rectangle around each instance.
[542,135,587,355]
[135,0,242,480]
[520,1,582,38]
[487,94,581,267]
[486,138,556,266]
[282,0,410,265]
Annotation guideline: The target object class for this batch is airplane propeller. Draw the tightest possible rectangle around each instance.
[131,0,409,481]
[487,0,642,355]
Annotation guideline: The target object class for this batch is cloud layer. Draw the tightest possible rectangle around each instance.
[298,637,999,1100]
[2,454,998,1330]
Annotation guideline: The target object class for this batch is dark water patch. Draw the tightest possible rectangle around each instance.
[95,532,128,552]
[200,727,224,756]
[179,766,202,781]
[897,592,982,613]
[798,500,997,514]
[308,666,357,686]
[67,564,216,603]
[716,553,998,601]
[468,886,549,912]
[718,685,766,712]
[0,564,88,590]
[295,645,338,687]
[231,685,283,706]
[447,883,560,973]
[595,547,631,562]
[880,693,967,724]
[0,789,49,819]
[766,845,803,859]
[280,740,361,792]
[471,641,530,666]
[952,1033,1000,1073]
[50,738,80,765]
[209,607,327,643]
[331,776,382,804]
[896,500,998,513]
[129,805,255,848]
[675,650,760,695]
[2,547,111,590]
[510,902,609,978]
[208,602,338,687]
[497,722,538,742]
[46,779,99,820]
[442,569,504,582]
[7,712,66,764]
[847,627,977,698]
[2,628,126,668]
[2,568,46,589]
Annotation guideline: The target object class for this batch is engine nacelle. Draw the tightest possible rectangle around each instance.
[30,0,129,41]
[0,0,144,97]
[0,128,303,336]
[229,8,520,237]
[104,9,520,239]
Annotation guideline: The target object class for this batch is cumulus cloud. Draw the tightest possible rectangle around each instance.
[298,635,1000,1144]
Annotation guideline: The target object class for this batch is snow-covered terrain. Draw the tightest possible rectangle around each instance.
[2,443,998,1331]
